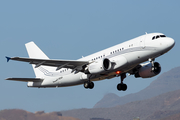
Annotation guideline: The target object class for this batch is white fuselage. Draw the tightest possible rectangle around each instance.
[27,33,175,87]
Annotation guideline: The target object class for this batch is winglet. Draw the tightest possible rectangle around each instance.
[6,56,11,62]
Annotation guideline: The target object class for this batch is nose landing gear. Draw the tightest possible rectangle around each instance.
[84,81,94,89]
[117,73,127,91]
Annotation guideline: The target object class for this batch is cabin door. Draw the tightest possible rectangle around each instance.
[139,35,146,49]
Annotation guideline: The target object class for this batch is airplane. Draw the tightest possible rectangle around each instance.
[6,33,175,91]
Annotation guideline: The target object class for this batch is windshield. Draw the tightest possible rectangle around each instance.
[152,35,166,40]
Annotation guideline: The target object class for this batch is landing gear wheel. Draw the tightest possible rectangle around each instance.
[117,84,121,91]
[84,81,94,89]
[84,82,89,89]
[89,82,94,89]
[117,83,127,91]
[122,84,127,91]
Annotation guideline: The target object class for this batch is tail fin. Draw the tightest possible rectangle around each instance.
[25,42,56,78]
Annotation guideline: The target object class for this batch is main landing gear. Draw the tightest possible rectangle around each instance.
[117,73,127,91]
[84,74,94,89]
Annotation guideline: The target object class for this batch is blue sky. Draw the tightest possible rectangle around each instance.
[0,0,179,112]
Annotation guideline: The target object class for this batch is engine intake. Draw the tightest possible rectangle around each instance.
[135,62,161,78]
[85,58,111,74]
[103,58,111,70]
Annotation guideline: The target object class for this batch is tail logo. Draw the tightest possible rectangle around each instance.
[38,67,54,76]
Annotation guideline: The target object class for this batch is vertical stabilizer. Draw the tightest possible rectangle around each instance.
[25,42,55,78]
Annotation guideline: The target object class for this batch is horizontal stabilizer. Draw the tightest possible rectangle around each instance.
[6,78,43,82]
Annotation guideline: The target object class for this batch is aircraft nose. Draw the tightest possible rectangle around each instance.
[166,37,175,49]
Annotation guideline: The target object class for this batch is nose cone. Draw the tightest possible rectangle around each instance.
[166,38,175,50]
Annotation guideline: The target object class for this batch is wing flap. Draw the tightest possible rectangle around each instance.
[6,57,89,70]
[6,78,43,82]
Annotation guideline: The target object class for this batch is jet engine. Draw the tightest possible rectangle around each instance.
[85,58,111,74]
[135,62,161,78]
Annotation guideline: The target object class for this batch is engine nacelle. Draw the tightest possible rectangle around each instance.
[110,55,128,70]
[85,58,111,74]
[135,62,161,78]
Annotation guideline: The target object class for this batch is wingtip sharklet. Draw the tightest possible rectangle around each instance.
[5,56,11,62]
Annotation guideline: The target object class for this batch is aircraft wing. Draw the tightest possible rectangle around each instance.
[6,78,43,82]
[6,57,89,71]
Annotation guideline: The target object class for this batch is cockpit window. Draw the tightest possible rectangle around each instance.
[160,35,166,37]
[152,34,166,40]
[156,35,160,39]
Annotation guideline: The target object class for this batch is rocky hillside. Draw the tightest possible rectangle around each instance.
[2,87,180,120]
[160,112,180,120]
[94,66,180,108]
[62,89,180,120]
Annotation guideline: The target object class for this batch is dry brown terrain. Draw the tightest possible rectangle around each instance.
[0,109,80,120]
